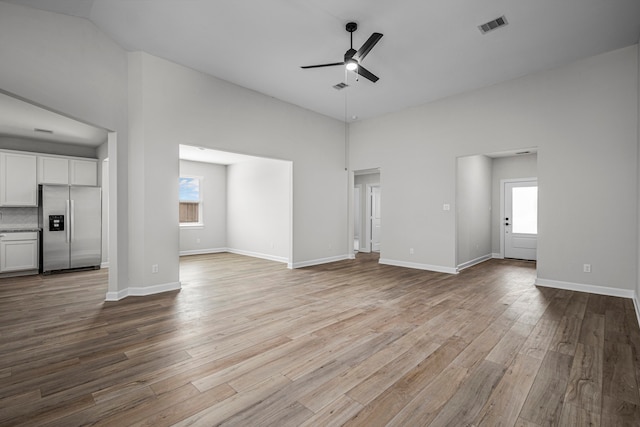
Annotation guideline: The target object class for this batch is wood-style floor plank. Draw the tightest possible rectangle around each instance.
[1,252,639,426]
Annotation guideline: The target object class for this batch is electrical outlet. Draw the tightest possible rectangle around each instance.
[583,264,591,273]
[152,264,159,273]
[443,204,450,211]
[409,248,414,255]
[196,238,201,243]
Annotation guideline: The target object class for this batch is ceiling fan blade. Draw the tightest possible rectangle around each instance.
[354,33,383,61]
[301,62,345,69]
[355,65,379,83]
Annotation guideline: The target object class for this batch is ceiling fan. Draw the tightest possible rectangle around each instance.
[301,22,383,83]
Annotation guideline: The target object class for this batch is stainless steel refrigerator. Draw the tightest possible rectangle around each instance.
[39,185,102,273]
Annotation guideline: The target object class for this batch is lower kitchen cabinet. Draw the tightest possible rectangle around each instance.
[0,232,39,273]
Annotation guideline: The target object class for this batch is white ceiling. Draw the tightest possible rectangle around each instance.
[0,91,108,146]
[2,0,640,125]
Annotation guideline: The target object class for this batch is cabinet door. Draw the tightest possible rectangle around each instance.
[69,159,98,186]
[38,156,69,184]
[0,239,38,272]
[0,152,37,206]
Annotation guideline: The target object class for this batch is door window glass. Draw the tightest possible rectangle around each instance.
[512,186,537,234]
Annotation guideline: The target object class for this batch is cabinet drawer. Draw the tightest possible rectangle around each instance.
[0,232,38,241]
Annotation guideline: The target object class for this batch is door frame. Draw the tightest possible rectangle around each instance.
[499,177,537,259]
[367,184,381,252]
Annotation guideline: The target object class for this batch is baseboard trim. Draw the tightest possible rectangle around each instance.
[535,277,636,299]
[100,261,110,269]
[226,248,288,264]
[179,248,227,256]
[105,281,182,301]
[457,254,492,272]
[633,293,640,329]
[289,254,352,269]
[179,247,289,264]
[379,258,457,274]
[492,253,503,259]
[105,289,128,301]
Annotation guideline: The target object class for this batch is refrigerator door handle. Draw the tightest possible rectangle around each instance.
[65,199,71,243]
[70,199,75,243]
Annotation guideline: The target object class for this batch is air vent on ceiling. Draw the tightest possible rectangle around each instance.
[34,128,54,134]
[479,15,508,34]
[333,82,349,90]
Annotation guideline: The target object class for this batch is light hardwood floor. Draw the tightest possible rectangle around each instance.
[1,252,639,426]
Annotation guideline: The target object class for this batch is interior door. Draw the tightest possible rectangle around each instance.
[371,186,381,252]
[353,186,361,251]
[504,180,537,260]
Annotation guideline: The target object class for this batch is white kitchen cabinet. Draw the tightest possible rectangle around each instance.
[38,156,70,184]
[70,159,98,186]
[0,232,39,272]
[0,152,37,206]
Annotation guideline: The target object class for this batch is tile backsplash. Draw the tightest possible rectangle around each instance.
[0,207,38,227]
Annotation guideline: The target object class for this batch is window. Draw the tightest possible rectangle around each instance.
[179,176,202,225]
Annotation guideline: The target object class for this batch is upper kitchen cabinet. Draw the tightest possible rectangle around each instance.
[38,156,98,186]
[38,156,69,184]
[0,152,37,206]
[69,159,98,186]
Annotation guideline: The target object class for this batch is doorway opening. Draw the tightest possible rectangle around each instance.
[178,144,293,275]
[0,90,116,297]
[455,149,537,270]
[353,169,380,253]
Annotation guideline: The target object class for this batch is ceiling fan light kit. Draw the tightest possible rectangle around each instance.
[301,21,383,83]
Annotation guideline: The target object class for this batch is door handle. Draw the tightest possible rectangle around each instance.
[70,199,75,243]
[65,200,71,243]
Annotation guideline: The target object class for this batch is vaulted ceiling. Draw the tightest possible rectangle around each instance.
[3,0,640,123]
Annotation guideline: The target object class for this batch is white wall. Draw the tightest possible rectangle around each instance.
[351,45,638,292]
[227,159,291,263]
[0,136,98,158]
[0,2,129,296]
[179,160,227,255]
[127,51,346,289]
[456,155,492,268]
[491,154,538,254]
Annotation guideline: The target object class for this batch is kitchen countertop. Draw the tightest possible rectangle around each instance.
[0,226,41,232]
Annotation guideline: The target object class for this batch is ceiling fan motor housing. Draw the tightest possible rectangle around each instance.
[345,49,357,61]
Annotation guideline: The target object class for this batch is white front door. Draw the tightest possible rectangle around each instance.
[371,186,381,252]
[504,180,537,260]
